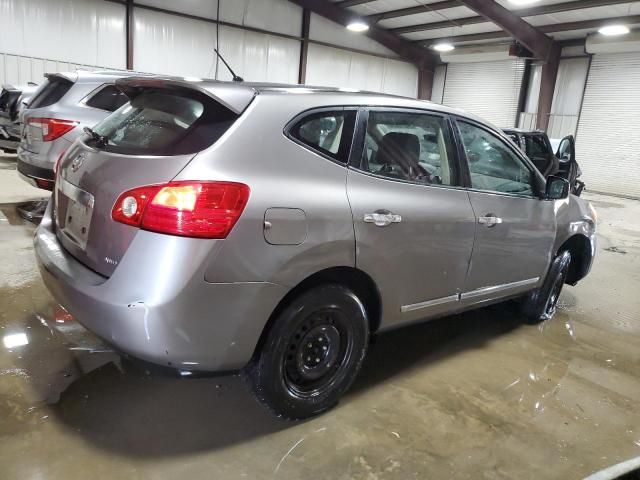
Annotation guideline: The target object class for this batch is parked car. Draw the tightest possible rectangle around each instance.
[0,83,39,153]
[34,77,597,419]
[17,71,139,190]
[503,128,584,196]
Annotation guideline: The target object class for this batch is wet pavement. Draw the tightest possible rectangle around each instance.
[1,191,639,479]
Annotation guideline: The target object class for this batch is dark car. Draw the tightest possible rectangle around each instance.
[503,129,584,196]
[0,83,39,153]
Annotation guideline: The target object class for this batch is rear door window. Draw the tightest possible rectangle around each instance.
[90,89,238,156]
[355,110,457,186]
[289,110,356,163]
[28,78,73,109]
[85,85,128,112]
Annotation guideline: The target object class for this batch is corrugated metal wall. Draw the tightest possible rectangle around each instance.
[443,60,526,127]
[576,53,640,198]
[0,0,126,70]
[0,0,417,97]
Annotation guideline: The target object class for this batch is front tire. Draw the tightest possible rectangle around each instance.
[521,250,571,324]
[247,284,369,420]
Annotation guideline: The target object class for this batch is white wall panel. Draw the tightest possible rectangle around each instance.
[306,44,418,97]
[219,0,302,37]
[443,60,526,127]
[309,14,396,57]
[133,8,218,78]
[576,53,640,198]
[0,0,126,68]
[551,57,590,116]
[217,26,300,83]
[0,52,105,86]
[431,65,446,104]
[135,0,218,19]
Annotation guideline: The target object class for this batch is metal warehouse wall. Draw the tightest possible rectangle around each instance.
[0,0,419,98]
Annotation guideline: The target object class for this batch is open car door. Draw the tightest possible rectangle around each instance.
[555,135,584,195]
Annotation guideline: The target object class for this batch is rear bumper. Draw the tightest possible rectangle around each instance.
[34,202,287,371]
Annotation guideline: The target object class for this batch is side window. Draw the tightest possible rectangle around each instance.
[458,121,535,196]
[289,110,356,163]
[356,110,456,186]
[86,85,129,112]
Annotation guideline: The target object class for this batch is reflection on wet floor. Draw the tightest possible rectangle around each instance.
[1,192,640,479]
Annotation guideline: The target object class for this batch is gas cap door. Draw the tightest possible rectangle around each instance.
[263,208,307,245]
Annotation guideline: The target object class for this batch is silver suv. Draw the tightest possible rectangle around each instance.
[17,71,140,190]
[34,77,597,419]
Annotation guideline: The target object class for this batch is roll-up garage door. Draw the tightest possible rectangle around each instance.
[576,53,640,199]
[442,59,526,128]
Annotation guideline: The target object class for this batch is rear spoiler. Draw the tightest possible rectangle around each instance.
[115,76,257,115]
[44,72,78,83]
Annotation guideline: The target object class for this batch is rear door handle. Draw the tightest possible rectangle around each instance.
[364,211,402,227]
[478,214,503,228]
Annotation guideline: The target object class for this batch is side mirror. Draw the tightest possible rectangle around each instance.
[545,175,570,200]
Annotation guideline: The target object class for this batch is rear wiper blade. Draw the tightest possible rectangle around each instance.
[83,126,108,147]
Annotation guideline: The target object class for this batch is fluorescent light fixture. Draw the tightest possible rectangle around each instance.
[3,333,28,349]
[346,21,369,32]
[433,43,455,52]
[508,0,540,5]
[598,24,630,36]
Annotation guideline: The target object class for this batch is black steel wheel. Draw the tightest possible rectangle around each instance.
[247,284,369,420]
[521,250,571,324]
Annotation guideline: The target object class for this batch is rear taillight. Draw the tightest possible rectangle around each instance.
[112,181,250,239]
[28,118,78,142]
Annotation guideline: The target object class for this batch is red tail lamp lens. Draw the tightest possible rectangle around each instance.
[112,181,250,239]
[28,118,78,142]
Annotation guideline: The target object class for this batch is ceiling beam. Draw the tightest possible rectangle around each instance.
[380,0,631,26]
[452,0,555,60]
[287,0,438,68]
[368,1,460,23]
[335,0,375,7]
[418,14,640,46]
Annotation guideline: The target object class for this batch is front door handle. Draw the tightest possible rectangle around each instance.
[478,214,503,228]
[364,211,402,227]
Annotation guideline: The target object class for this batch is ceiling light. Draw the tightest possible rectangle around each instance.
[346,21,369,33]
[598,24,630,36]
[433,43,455,52]
[508,0,540,5]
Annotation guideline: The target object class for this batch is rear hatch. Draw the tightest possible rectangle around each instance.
[22,73,76,154]
[54,78,255,277]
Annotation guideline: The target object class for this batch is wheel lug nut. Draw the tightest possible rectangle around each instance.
[322,346,327,351]
[315,358,320,363]
[307,343,312,348]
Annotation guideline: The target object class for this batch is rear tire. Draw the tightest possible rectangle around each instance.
[521,250,571,324]
[247,284,369,420]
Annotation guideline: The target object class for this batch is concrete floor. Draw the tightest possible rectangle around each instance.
[1,159,639,479]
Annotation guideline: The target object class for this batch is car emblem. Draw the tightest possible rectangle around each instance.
[71,153,86,172]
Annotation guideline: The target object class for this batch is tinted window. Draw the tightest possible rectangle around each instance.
[290,110,356,163]
[356,110,456,186]
[90,89,238,156]
[458,121,534,196]
[524,135,548,159]
[85,85,128,112]
[28,78,73,109]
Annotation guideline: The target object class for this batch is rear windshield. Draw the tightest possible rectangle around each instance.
[90,89,238,156]
[28,78,73,109]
